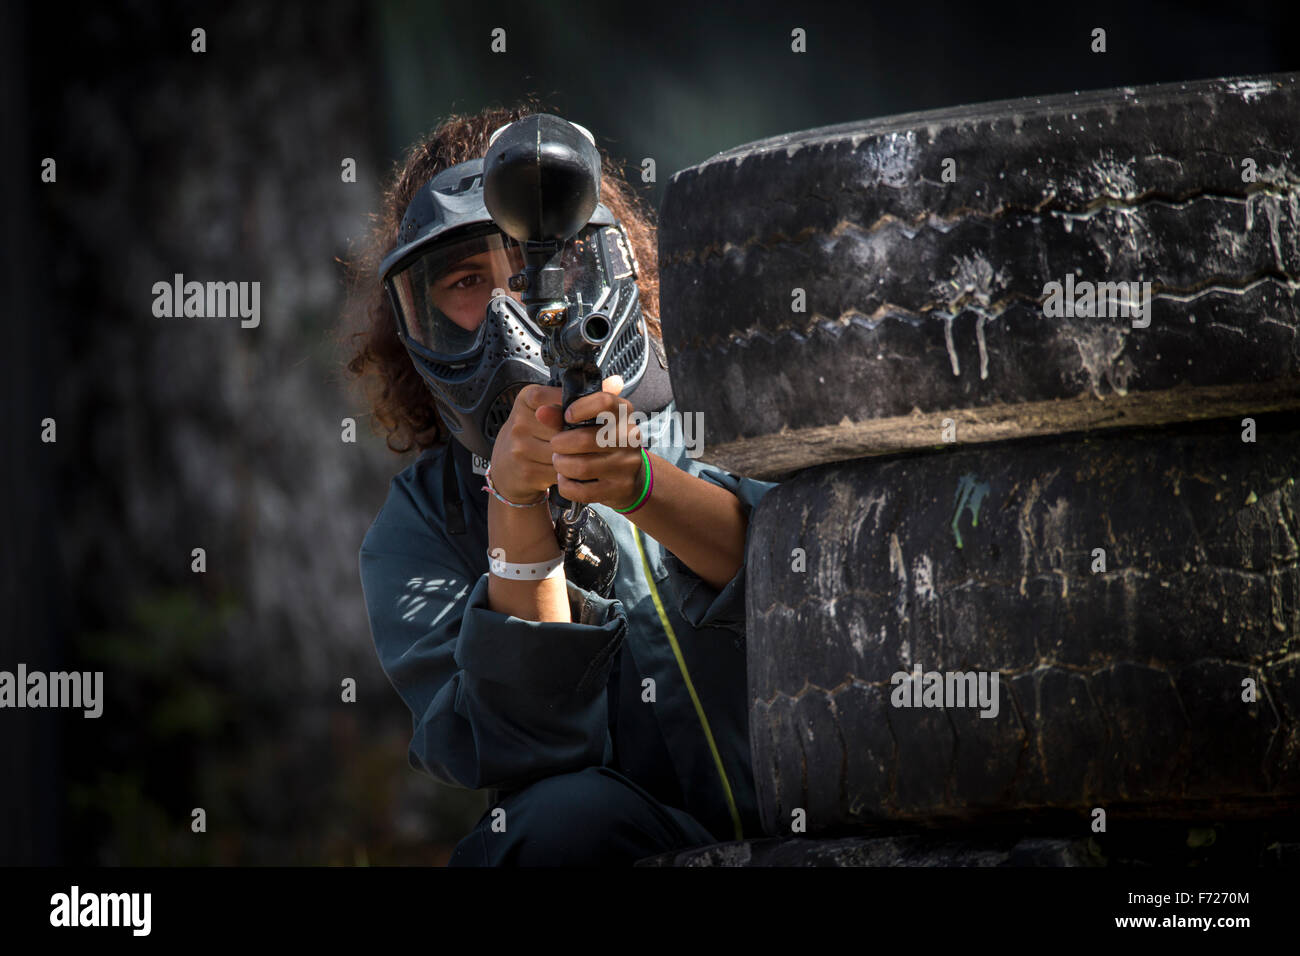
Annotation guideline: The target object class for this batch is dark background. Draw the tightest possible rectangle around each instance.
[2,0,1295,865]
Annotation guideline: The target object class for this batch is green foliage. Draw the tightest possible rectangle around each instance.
[68,588,236,864]
[66,585,483,865]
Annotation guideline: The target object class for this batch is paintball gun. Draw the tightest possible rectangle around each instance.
[482,113,634,597]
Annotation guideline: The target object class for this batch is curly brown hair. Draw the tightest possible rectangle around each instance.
[339,97,663,456]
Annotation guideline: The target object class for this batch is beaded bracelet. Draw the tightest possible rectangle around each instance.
[613,449,654,514]
[482,463,548,508]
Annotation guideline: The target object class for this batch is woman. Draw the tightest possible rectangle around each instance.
[345,101,777,866]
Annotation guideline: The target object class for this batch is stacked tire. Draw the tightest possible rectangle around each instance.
[659,72,1300,861]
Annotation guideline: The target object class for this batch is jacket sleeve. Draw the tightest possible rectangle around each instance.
[359,484,627,792]
[660,466,779,636]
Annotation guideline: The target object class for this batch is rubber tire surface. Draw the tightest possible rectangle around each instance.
[637,834,1100,867]
[659,73,1300,478]
[746,415,1300,833]
[637,818,1300,866]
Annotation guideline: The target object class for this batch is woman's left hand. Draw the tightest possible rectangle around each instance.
[543,375,647,510]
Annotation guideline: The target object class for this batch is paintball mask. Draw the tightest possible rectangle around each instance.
[380,154,651,462]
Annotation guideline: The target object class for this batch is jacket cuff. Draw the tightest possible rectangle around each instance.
[453,573,627,698]
[662,468,777,635]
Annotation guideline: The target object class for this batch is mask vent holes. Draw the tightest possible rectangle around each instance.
[603,318,646,383]
[485,384,523,442]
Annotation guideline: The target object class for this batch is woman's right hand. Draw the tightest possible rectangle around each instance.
[488,384,566,503]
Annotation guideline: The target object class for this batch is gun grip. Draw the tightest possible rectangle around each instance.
[560,366,603,482]
[560,365,603,429]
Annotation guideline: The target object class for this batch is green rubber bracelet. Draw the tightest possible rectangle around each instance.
[613,449,652,513]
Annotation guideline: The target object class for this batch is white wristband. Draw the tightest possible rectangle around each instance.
[487,549,565,581]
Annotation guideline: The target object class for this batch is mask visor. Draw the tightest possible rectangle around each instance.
[384,224,621,361]
[385,229,526,359]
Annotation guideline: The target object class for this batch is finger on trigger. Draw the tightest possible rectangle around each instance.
[535,403,564,428]
[567,390,619,424]
[521,384,561,410]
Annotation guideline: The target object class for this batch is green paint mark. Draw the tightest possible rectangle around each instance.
[1245,490,1258,506]
[951,473,991,550]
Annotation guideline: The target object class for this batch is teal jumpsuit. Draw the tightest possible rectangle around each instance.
[358,399,778,865]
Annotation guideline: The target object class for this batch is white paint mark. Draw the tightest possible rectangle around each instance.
[1227,79,1274,103]
[976,313,989,380]
[1070,325,1132,397]
[913,554,936,603]
[944,316,961,376]
[857,130,918,189]
[1089,152,1138,198]
[889,533,909,624]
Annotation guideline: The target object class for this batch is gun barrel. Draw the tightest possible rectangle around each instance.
[559,311,613,355]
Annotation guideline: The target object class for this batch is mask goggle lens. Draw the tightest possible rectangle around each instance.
[385,230,525,358]
[385,225,616,360]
